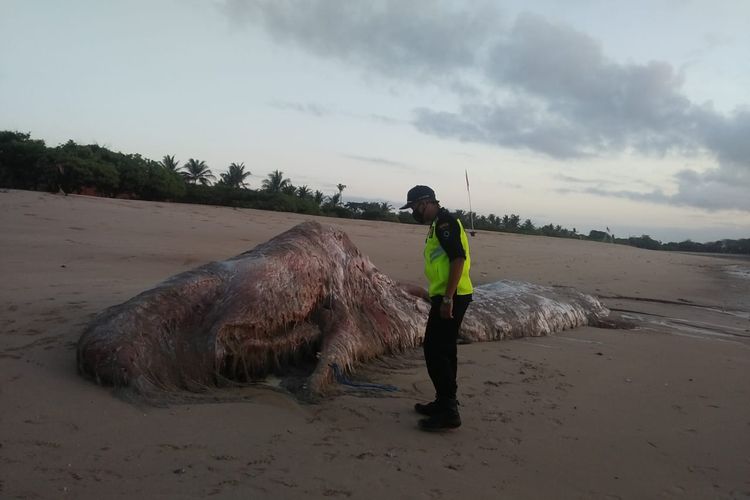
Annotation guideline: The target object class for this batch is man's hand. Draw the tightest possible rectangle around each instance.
[440,258,464,320]
[440,300,454,319]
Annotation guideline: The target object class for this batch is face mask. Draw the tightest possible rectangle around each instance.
[412,201,428,223]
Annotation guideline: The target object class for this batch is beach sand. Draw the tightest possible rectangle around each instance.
[1,190,748,499]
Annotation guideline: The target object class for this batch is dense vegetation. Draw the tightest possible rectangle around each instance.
[1,131,747,254]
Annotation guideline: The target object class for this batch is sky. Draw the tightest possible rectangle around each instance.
[2,0,749,242]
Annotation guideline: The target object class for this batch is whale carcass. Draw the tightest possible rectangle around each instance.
[77,221,613,397]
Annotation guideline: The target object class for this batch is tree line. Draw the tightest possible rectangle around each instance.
[585,231,750,254]
[0,131,397,220]
[1,131,747,254]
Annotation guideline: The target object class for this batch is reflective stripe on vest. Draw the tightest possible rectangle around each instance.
[423,217,473,297]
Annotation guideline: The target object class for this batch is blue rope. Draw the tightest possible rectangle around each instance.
[329,363,399,392]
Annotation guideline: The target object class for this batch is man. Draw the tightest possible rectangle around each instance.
[400,185,473,432]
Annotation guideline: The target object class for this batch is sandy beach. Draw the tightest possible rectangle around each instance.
[1,190,748,499]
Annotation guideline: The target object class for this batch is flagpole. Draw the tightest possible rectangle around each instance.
[465,169,476,236]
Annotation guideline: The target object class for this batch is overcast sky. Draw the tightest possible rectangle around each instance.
[2,0,749,242]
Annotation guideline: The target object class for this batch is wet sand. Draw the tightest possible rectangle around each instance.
[1,190,748,499]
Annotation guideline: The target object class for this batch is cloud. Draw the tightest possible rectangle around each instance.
[481,15,700,157]
[225,1,749,211]
[568,169,750,211]
[574,186,671,204]
[270,100,330,117]
[270,100,407,127]
[497,181,524,190]
[554,173,662,192]
[699,108,750,167]
[669,168,750,211]
[224,0,500,80]
[366,113,407,126]
[635,109,750,211]
[555,174,608,185]
[341,153,412,170]
[411,13,709,159]
[414,100,591,158]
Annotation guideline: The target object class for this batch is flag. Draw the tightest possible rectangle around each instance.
[465,168,475,232]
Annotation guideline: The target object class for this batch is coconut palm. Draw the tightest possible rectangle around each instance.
[262,169,291,193]
[336,183,346,205]
[219,162,251,189]
[181,158,215,185]
[296,185,311,198]
[281,183,297,195]
[160,155,180,173]
[313,190,325,206]
[326,192,341,207]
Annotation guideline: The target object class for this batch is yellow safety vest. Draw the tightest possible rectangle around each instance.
[424,216,473,297]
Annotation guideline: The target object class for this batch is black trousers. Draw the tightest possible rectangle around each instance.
[423,294,472,402]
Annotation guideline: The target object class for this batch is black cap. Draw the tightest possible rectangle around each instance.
[399,185,437,210]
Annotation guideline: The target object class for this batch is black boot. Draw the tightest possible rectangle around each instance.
[414,400,442,416]
[418,399,461,432]
[415,398,461,416]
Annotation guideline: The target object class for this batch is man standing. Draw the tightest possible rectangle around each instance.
[400,185,473,432]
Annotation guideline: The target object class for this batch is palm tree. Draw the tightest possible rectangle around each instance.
[160,155,180,173]
[336,183,346,205]
[219,162,251,189]
[181,158,215,185]
[296,185,311,198]
[326,192,341,207]
[281,183,297,195]
[313,190,325,206]
[379,201,393,214]
[262,170,291,193]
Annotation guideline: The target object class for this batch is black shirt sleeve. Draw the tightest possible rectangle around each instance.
[435,211,466,261]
